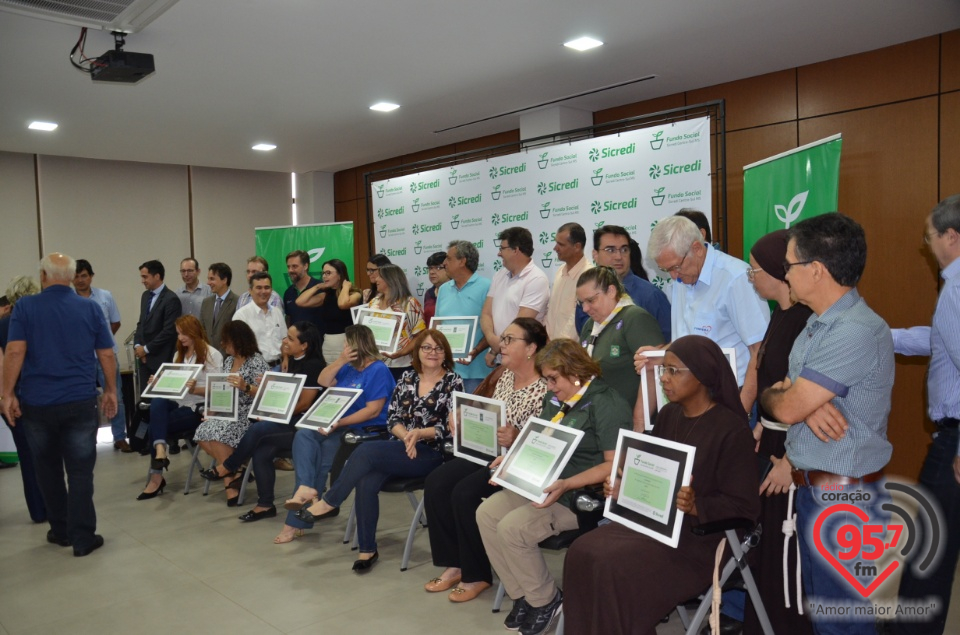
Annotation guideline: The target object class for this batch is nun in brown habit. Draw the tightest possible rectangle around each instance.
[562,335,760,635]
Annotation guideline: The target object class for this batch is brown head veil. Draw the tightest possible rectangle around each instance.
[667,335,747,421]
[750,229,789,282]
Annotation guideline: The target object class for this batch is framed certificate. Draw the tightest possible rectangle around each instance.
[350,304,362,324]
[296,387,363,431]
[604,428,695,548]
[204,373,238,421]
[429,316,478,357]
[639,347,738,431]
[141,363,202,399]
[452,391,506,466]
[355,307,406,354]
[249,372,307,424]
[492,417,584,504]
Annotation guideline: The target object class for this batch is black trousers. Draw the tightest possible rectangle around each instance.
[423,457,499,584]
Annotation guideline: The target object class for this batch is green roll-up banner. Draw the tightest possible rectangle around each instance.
[254,222,355,297]
[743,134,842,259]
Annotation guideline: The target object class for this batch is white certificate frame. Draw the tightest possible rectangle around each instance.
[249,371,307,424]
[296,387,363,432]
[429,316,478,357]
[604,428,695,548]
[355,307,406,354]
[452,391,506,467]
[141,363,202,399]
[204,373,238,421]
[350,304,362,324]
[492,417,584,504]
[639,347,737,431]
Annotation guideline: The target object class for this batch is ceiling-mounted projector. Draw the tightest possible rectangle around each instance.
[91,49,155,83]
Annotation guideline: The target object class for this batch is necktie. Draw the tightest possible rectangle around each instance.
[148,291,158,312]
[214,296,223,321]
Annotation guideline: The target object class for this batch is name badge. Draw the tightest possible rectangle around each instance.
[610,345,621,358]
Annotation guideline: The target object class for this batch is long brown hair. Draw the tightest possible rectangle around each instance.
[174,315,212,365]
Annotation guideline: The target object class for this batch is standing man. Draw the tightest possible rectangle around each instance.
[283,250,324,330]
[544,222,592,341]
[134,260,181,392]
[176,257,210,319]
[437,240,492,394]
[234,272,285,367]
[762,213,894,635]
[891,195,960,635]
[73,259,129,452]
[593,225,671,342]
[1,253,118,557]
[480,227,550,367]
[199,262,237,352]
[422,251,449,328]
[237,255,284,312]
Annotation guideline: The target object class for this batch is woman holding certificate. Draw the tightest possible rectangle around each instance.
[291,329,461,571]
[575,266,665,414]
[365,264,426,381]
[562,335,760,635]
[477,340,631,634]
[292,259,362,364]
[137,315,222,500]
[422,317,549,602]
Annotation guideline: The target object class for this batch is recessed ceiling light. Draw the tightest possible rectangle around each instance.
[564,37,603,52]
[252,143,277,151]
[28,121,58,131]
[370,102,400,112]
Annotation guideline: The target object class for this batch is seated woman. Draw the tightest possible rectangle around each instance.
[293,329,462,571]
[366,264,426,381]
[192,320,270,505]
[293,258,362,364]
[576,266,664,417]
[477,339,631,634]
[138,315,223,500]
[201,322,326,518]
[274,324,395,544]
[562,335,760,635]
[422,317,548,602]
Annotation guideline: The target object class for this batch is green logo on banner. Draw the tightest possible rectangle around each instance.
[538,231,556,245]
[537,179,578,195]
[651,187,666,206]
[448,194,482,208]
[255,223,355,297]
[491,211,528,226]
[649,160,702,180]
[539,202,551,219]
[775,191,808,229]
[592,198,638,214]
[410,178,441,194]
[375,184,385,198]
[590,143,636,162]
[489,166,499,180]
[376,206,404,219]
[589,148,600,162]
[412,222,442,236]
[537,152,549,169]
[448,168,458,185]
[649,164,662,179]
[650,130,664,150]
[591,168,604,186]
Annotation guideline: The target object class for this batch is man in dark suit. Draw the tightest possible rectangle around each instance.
[200,262,237,352]
[134,260,182,397]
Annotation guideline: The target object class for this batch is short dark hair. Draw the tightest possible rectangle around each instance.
[558,223,586,249]
[286,250,310,266]
[246,255,268,271]
[249,271,272,287]
[789,213,866,287]
[628,238,650,281]
[593,225,630,251]
[140,260,165,279]
[208,262,232,286]
[181,257,200,271]
[75,259,94,276]
[577,266,627,297]
[675,209,712,243]
[511,317,548,353]
[291,321,323,361]
[369,254,392,268]
[220,320,261,358]
[426,252,446,267]
[498,227,534,257]
[931,194,960,235]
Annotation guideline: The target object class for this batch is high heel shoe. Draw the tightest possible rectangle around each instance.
[295,502,340,523]
[199,466,234,481]
[150,457,170,471]
[352,551,378,573]
[137,478,166,500]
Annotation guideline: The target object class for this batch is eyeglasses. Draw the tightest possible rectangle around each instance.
[746,267,764,282]
[499,334,528,347]
[542,373,562,385]
[576,291,604,308]
[428,266,446,272]
[658,365,691,377]
[366,267,379,274]
[782,260,814,275]
[658,252,688,275]
[420,344,444,354]
[600,245,630,256]
[497,244,516,253]
[923,230,941,245]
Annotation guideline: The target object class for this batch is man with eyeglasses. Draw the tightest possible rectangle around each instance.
[480,227,549,368]
[176,257,210,319]
[544,223,592,340]
[592,225,671,341]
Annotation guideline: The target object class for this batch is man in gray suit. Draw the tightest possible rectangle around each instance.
[200,262,237,352]
[134,260,182,392]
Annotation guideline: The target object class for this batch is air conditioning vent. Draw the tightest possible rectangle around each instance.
[0,0,178,33]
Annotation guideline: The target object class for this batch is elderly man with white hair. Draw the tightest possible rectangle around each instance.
[1,253,118,557]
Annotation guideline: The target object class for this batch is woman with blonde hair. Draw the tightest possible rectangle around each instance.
[366,264,426,380]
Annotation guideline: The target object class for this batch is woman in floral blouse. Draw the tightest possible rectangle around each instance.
[296,329,462,572]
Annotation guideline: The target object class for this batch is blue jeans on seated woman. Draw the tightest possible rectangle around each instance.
[286,427,345,530]
[321,439,444,553]
[148,399,201,473]
[221,420,296,508]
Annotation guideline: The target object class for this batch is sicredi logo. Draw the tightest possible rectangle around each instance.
[448,194,483,208]
[382,248,407,257]
[411,222,442,235]
[409,179,441,193]
[589,143,636,162]
[648,160,702,180]
[489,163,527,179]
[376,206,404,219]
[537,179,578,195]
[590,198,638,214]
[490,211,529,225]
[538,231,557,245]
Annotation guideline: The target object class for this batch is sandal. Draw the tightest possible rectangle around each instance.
[273,528,305,544]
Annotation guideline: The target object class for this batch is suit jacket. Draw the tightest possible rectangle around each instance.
[200,290,238,352]
[135,286,182,373]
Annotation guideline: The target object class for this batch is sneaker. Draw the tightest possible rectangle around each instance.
[504,596,530,631]
[519,589,563,635]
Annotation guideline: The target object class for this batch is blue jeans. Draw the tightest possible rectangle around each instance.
[147,399,201,473]
[286,427,345,529]
[222,420,295,508]
[461,378,483,395]
[20,397,100,550]
[322,439,443,553]
[4,417,47,522]
[796,478,889,635]
[97,360,127,442]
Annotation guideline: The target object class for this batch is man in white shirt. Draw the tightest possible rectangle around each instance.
[544,222,592,341]
[237,256,284,313]
[234,272,285,367]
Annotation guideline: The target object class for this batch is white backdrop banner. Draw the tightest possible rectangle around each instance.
[370,117,711,298]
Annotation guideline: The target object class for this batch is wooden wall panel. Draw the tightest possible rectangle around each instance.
[942,30,960,93]
[688,69,797,132]
[354,157,404,200]
[942,92,960,198]
[800,98,940,479]
[593,94,687,126]
[334,169,356,203]
[403,144,457,166]
[798,37,940,118]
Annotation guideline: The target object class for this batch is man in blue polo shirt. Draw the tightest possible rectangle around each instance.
[1,253,118,557]
[437,240,491,394]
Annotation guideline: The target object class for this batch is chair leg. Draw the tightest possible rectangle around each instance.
[237,466,253,506]
[492,581,506,612]
[556,611,564,635]
[342,505,357,545]
[739,552,775,635]
[183,442,203,495]
[202,457,216,496]
[400,496,425,571]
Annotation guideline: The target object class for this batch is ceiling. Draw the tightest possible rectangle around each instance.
[1,1,958,175]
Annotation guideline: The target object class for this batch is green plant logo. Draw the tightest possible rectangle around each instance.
[537,181,548,195]
[376,184,385,197]
[594,168,603,177]
[448,196,457,208]
[452,213,460,222]
[591,200,602,215]
[376,208,384,219]
[595,221,606,229]
[775,191,809,229]
[450,168,458,177]
[491,212,502,226]
[493,184,501,192]
[540,152,548,160]
[649,164,662,179]
[409,182,416,194]
[413,198,420,205]
[652,131,664,140]
[589,148,600,162]
[489,166,499,180]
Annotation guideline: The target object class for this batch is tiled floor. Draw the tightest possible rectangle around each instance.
[1,429,959,634]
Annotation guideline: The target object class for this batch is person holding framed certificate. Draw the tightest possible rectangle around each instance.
[137,315,223,500]
[477,340,631,635]
[293,330,461,571]
[423,318,548,602]
[562,336,760,635]
[365,264,426,381]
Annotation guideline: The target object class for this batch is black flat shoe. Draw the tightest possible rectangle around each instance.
[150,457,170,471]
[295,503,340,524]
[199,467,233,481]
[226,493,240,507]
[352,551,378,573]
[73,534,104,557]
[238,506,277,522]
[137,478,166,500]
[46,530,71,547]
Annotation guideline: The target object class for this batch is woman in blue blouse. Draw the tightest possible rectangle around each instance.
[295,329,463,571]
